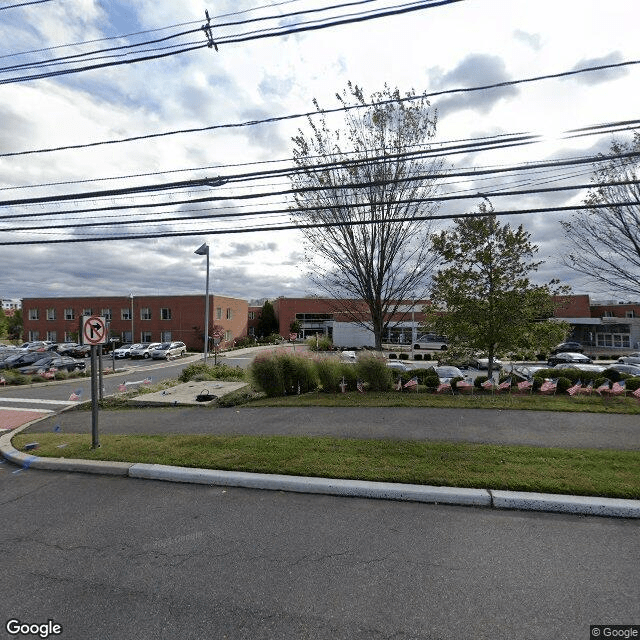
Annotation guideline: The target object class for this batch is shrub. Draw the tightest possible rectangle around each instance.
[355,353,393,391]
[601,368,623,382]
[414,353,423,361]
[314,357,344,392]
[422,353,432,361]
[474,375,489,389]
[388,353,398,359]
[249,352,317,396]
[421,367,440,390]
[399,353,409,360]
[557,377,572,394]
[234,336,256,349]
[306,335,334,351]
[179,362,245,383]
[625,376,640,392]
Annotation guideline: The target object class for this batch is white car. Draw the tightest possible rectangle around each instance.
[150,341,187,360]
[618,352,640,365]
[474,356,503,370]
[129,343,162,359]
[113,343,136,358]
[386,360,409,372]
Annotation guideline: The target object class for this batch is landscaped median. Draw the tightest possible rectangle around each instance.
[10,432,640,502]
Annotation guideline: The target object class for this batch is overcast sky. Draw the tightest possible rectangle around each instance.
[1,0,638,304]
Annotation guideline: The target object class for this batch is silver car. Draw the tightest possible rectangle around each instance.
[150,341,187,360]
[618,352,640,365]
[129,343,161,359]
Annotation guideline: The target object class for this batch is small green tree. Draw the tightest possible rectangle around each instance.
[6,309,22,341]
[425,203,569,378]
[256,300,279,338]
[0,308,7,339]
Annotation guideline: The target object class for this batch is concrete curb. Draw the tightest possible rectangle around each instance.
[2,436,639,517]
[128,464,491,505]
[490,489,640,518]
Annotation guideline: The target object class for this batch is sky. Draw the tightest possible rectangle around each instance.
[0,0,639,304]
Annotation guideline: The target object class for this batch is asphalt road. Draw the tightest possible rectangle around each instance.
[1,466,638,640]
[24,405,640,451]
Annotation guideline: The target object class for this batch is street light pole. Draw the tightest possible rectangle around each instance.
[195,242,210,363]
[130,293,134,344]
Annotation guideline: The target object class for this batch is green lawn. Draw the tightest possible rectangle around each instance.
[13,432,640,499]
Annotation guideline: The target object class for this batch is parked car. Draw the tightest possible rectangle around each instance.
[429,365,464,383]
[547,352,592,366]
[550,341,584,354]
[66,344,91,358]
[130,343,162,359]
[618,352,640,365]
[413,334,448,350]
[386,361,409,372]
[0,350,57,369]
[18,354,86,375]
[553,363,605,373]
[150,341,187,360]
[474,356,503,370]
[340,350,357,362]
[113,343,135,358]
[607,363,640,376]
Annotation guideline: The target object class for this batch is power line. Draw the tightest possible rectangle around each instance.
[0,0,52,10]
[2,199,639,246]
[2,56,638,158]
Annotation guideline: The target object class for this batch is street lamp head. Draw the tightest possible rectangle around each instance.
[194,242,209,256]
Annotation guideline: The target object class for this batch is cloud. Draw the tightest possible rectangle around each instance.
[428,54,519,116]
[513,29,541,51]
[220,242,279,258]
[565,51,628,86]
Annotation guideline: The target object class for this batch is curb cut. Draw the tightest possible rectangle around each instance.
[2,435,639,517]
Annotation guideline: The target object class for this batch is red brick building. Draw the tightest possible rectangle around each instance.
[22,295,248,352]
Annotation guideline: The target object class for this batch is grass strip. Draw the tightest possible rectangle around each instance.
[244,391,640,413]
[12,433,640,499]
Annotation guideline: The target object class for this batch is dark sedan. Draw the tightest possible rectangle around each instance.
[0,350,57,370]
[550,341,584,354]
[17,354,86,375]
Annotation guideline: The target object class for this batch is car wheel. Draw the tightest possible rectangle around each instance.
[144,353,150,359]
[441,345,448,351]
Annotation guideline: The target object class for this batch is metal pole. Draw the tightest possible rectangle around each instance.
[130,294,134,344]
[90,346,100,449]
[98,345,104,401]
[204,249,210,364]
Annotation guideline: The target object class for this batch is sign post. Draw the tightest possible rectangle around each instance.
[82,316,107,449]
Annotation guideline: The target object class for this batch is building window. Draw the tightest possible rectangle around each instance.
[161,331,171,342]
[140,308,151,320]
[64,308,75,320]
[46,331,57,342]
[122,331,132,343]
[28,330,39,341]
[216,307,222,320]
[101,308,112,321]
[248,326,255,336]
[161,308,172,320]
[46,308,56,320]
[226,307,232,320]
[141,331,152,343]
[248,311,255,320]
[64,331,74,342]
[28,308,39,320]
[224,330,233,342]
[82,308,92,317]
[626,310,636,318]
[121,308,131,321]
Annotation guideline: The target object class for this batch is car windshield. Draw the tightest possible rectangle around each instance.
[157,343,171,349]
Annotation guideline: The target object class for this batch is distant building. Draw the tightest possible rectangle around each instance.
[21,294,248,351]
[2,298,21,315]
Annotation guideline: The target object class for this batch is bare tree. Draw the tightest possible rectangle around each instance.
[562,133,640,297]
[290,83,444,349]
